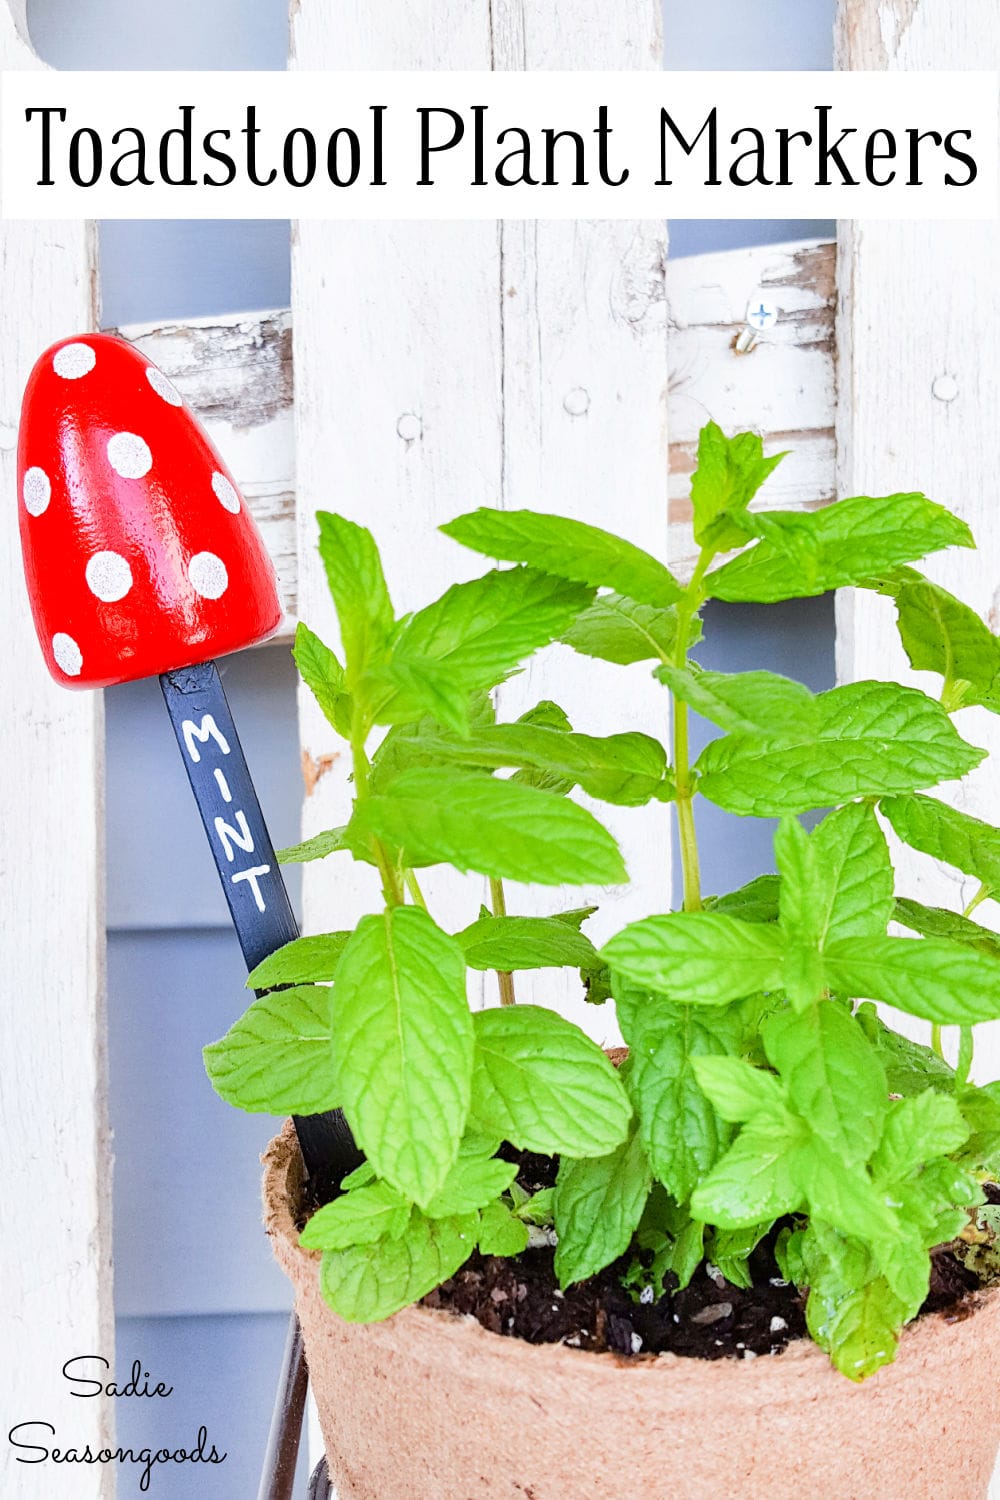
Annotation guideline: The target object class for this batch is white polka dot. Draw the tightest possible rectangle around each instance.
[212,471,240,514]
[189,551,228,599]
[107,431,152,479]
[23,466,51,516]
[53,342,96,380]
[86,550,133,602]
[52,632,83,676]
[145,366,183,407]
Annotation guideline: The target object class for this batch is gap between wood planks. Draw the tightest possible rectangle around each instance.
[112,238,835,639]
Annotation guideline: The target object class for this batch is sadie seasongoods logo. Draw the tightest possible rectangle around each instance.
[7,1357,227,1492]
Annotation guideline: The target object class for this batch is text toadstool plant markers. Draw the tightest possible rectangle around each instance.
[17,332,355,1499]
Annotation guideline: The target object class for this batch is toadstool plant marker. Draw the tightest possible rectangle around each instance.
[18,332,355,1500]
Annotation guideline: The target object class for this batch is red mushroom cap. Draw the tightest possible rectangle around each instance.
[17,333,282,689]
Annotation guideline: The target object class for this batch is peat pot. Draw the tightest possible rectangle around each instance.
[263,1122,1000,1500]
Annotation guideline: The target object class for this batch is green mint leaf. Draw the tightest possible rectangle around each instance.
[691,1055,787,1123]
[316,512,395,687]
[513,1187,555,1225]
[690,421,785,550]
[707,1222,772,1291]
[703,875,780,924]
[294,623,353,739]
[656,665,815,736]
[772,806,893,998]
[821,1277,909,1382]
[690,1115,805,1228]
[705,493,973,604]
[300,1181,410,1251]
[508,702,576,793]
[955,1084,1000,1171]
[408,723,672,808]
[551,904,599,930]
[809,803,895,946]
[796,1218,923,1380]
[441,508,681,608]
[894,897,1000,959]
[354,768,627,886]
[319,1209,478,1322]
[620,1003,733,1200]
[517,699,573,732]
[793,1139,900,1252]
[696,681,984,817]
[872,1091,970,1184]
[469,1004,631,1157]
[332,908,474,1207]
[826,936,1000,1026]
[602,913,784,1005]
[891,1157,982,1253]
[339,1160,376,1191]
[554,1127,651,1287]
[562,592,685,665]
[372,657,475,736]
[367,696,497,796]
[373,568,593,730]
[424,1156,518,1218]
[876,567,1000,712]
[773,815,826,964]
[881,792,1000,896]
[854,1002,955,1096]
[456,915,599,972]
[397,567,590,683]
[762,1003,888,1166]
[478,1200,530,1257]
[666,1215,707,1293]
[203,986,337,1114]
[277,826,370,866]
[247,932,350,989]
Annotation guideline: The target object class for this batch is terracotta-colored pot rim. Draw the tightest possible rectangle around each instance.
[263,1120,999,1387]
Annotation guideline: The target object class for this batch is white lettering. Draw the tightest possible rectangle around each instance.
[181,714,230,764]
[214,810,254,863]
[213,767,233,803]
[231,864,270,912]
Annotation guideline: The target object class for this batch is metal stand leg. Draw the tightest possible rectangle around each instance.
[257,1314,309,1500]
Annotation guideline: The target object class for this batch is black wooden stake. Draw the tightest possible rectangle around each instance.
[160,659,359,1499]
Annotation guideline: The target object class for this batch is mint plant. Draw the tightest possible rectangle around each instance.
[205,422,1000,1380]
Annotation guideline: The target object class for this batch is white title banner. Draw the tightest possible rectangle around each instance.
[1,70,996,220]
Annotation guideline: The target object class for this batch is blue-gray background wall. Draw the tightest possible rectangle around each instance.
[26,2,835,1494]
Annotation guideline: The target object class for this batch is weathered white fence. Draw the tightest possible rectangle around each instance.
[0,3,113,1495]
[2,0,998,1493]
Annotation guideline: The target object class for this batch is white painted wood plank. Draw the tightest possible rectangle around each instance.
[290,1,668,1047]
[289,6,501,982]
[0,5,113,1496]
[835,50,1000,1495]
[114,310,297,628]
[835,0,1000,1106]
[120,239,835,636]
[668,239,835,579]
[488,1,668,1038]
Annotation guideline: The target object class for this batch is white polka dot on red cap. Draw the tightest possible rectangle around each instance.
[53,343,96,380]
[212,472,240,514]
[23,466,51,516]
[146,366,183,407]
[52,632,83,676]
[107,431,152,479]
[86,550,133,602]
[189,552,228,599]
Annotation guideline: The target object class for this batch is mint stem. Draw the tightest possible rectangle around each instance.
[350,714,403,908]
[489,877,517,1006]
[670,547,714,913]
